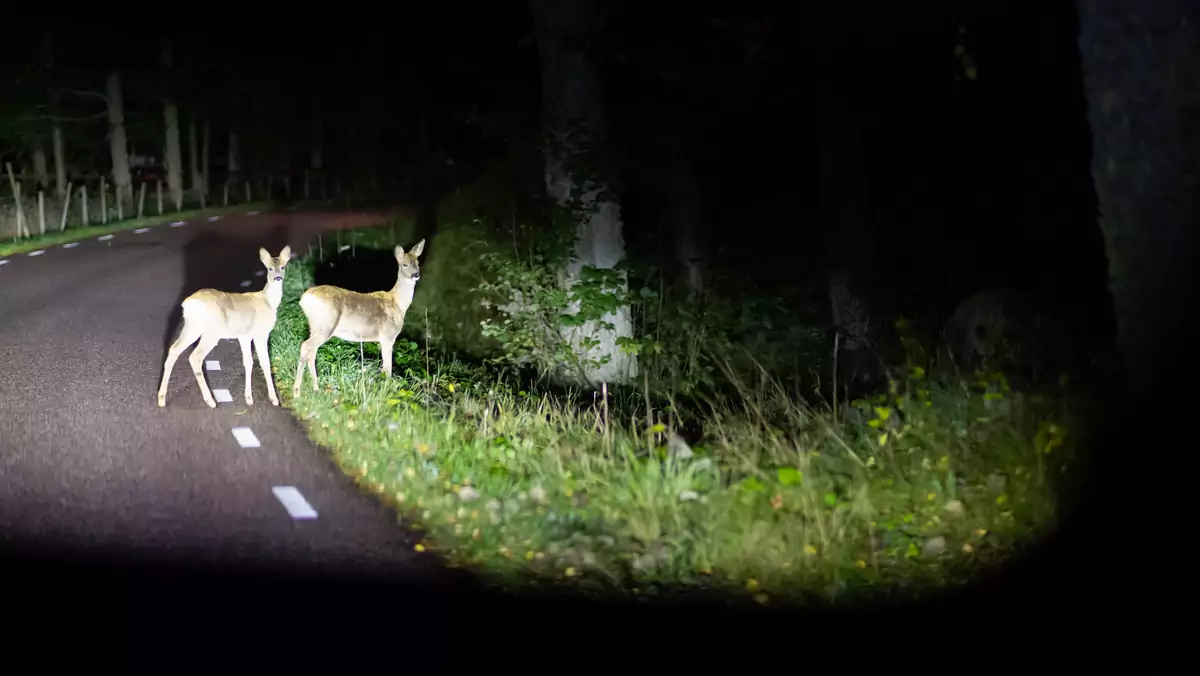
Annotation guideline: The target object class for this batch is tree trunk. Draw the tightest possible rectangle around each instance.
[32,140,49,190]
[818,85,875,352]
[201,119,211,196]
[1076,0,1200,396]
[667,130,706,294]
[189,117,202,195]
[161,40,184,210]
[531,0,638,386]
[51,124,66,197]
[311,118,323,170]
[106,72,133,213]
[227,131,240,185]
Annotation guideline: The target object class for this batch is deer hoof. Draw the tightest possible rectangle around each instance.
[271,398,280,406]
[157,396,166,407]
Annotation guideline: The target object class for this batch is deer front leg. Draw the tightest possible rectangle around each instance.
[238,337,255,405]
[188,334,222,408]
[254,336,279,406]
[379,337,395,379]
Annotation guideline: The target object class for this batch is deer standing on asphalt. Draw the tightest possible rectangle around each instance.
[293,239,425,396]
[158,246,292,408]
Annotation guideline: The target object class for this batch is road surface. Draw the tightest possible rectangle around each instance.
[0,209,475,591]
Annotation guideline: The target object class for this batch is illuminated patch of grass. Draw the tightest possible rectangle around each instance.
[269,230,1079,607]
[0,202,274,257]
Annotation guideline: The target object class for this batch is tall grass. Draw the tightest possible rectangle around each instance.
[269,220,1079,606]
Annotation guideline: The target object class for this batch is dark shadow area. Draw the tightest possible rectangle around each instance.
[160,222,293,368]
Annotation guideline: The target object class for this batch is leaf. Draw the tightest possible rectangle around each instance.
[823,492,837,507]
[739,477,767,493]
[776,467,803,486]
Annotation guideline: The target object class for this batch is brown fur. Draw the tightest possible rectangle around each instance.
[158,246,292,408]
[293,239,425,396]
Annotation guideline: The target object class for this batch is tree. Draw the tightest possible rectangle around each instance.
[105,72,132,210]
[161,39,184,210]
[529,0,638,386]
[1076,0,1200,396]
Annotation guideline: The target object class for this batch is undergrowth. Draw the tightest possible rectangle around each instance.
[268,217,1081,607]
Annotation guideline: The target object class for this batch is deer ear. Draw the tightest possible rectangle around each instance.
[394,245,405,262]
[259,247,271,266]
[279,245,292,264]
[411,239,426,257]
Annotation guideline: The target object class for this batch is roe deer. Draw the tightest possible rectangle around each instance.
[293,239,425,396]
[158,246,292,408]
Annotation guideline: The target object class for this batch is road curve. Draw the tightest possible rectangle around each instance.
[0,209,471,589]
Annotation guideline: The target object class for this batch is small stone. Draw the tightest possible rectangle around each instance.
[943,499,964,515]
[458,486,480,502]
[529,485,547,503]
[922,536,946,557]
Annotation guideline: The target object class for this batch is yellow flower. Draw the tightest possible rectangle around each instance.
[525,551,535,561]
[395,492,405,503]
[414,544,426,552]
[804,544,818,555]
[447,383,455,392]
[927,492,937,501]
[856,559,867,568]
[565,567,577,577]
[963,543,974,554]
[405,467,416,477]
[745,578,759,591]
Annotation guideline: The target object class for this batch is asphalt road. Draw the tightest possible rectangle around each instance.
[0,209,470,590]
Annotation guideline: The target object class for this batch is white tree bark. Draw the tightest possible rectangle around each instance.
[531,0,638,386]
[32,141,49,190]
[106,72,133,211]
[189,117,202,195]
[227,131,240,184]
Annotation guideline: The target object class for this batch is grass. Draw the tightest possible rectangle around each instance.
[268,219,1083,608]
[0,201,274,257]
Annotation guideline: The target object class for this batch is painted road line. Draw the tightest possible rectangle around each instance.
[272,487,318,520]
[0,260,8,266]
[170,220,187,227]
[205,360,221,371]
[254,270,265,276]
[207,216,221,221]
[247,210,260,216]
[27,250,45,257]
[133,228,151,234]
[97,234,114,241]
[213,389,233,403]
[62,242,79,249]
[231,427,261,448]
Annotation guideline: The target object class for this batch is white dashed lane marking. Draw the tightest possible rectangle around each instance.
[27,250,45,257]
[0,260,8,266]
[97,234,114,241]
[231,427,260,448]
[273,487,318,520]
[247,211,260,216]
[208,216,221,221]
[133,228,151,234]
[205,360,221,371]
[170,221,187,227]
[239,280,251,287]
[62,242,79,249]
[213,389,233,403]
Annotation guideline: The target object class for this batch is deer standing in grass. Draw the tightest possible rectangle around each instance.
[158,246,292,408]
[293,239,425,396]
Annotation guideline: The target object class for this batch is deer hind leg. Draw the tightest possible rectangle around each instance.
[158,318,204,407]
[294,327,333,397]
[238,337,255,405]
[254,334,279,406]
[187,333,223,408]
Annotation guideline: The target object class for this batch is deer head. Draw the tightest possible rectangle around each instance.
[259,245,292,306]
[394,238,425,284]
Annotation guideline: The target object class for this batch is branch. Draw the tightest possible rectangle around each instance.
[62,89,109,104]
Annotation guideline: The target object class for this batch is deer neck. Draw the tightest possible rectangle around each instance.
[263,281,283,310]
[390,277,417,313]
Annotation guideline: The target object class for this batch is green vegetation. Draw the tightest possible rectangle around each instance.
[0,202,272,257]
[269,213,1085,607]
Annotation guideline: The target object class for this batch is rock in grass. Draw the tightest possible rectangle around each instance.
[458,486,480,502]
[922,536,947,558]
